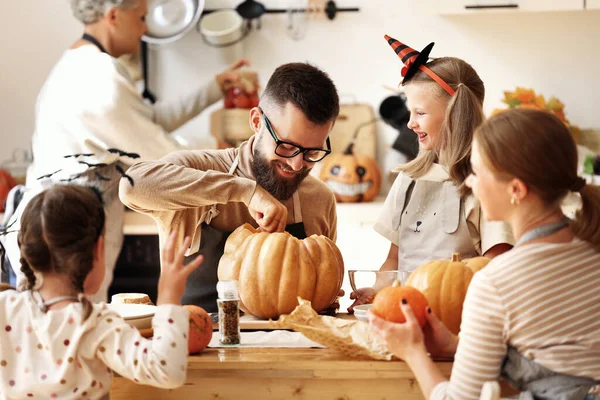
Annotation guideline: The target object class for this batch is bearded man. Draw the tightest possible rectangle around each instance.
[119,63,340,312]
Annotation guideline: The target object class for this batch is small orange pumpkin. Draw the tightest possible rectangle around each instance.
[371,281,429,327]
[0,169,17,212]
[404,253,490,335]
[183,305,213,354]
[217,224,344,319]
[319,142,382,203]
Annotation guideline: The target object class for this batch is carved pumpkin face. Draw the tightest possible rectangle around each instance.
[319,153,382,202]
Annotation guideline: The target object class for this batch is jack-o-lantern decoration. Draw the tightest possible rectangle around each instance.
[319,142,382,202]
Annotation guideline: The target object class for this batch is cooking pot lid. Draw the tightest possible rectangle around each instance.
[146,0,201,39]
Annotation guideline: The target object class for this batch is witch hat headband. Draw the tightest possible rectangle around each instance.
[384,35,455,96]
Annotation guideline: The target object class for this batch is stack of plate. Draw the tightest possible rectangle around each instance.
[353,304,373,322]
[107,303,156,330]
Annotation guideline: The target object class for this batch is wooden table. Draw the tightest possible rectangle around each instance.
[110,347,453,400]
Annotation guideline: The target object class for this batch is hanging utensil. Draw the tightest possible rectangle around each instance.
[140,41,156,103]
[144,0,205,45]
[236,0,266,19]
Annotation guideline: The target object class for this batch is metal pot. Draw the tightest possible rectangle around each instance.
[143,0,205,45]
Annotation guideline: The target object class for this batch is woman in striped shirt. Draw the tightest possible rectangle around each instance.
[370,108,600,399]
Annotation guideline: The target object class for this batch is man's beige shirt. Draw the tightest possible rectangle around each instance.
[120,136,337,255]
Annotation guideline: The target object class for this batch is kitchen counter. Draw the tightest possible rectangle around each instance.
[110,346,453,400]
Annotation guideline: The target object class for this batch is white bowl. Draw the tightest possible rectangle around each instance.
[353,304,373,322]
[353,304,373,314]
[108,303,156,330]
[355,313,369,322]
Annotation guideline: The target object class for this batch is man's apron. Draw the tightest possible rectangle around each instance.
[181,156,307,313]
[391,174,478,272]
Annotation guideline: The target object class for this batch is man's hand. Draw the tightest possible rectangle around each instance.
[248,186,288,233]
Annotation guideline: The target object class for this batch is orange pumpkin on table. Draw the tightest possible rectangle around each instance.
[371,281,429,327]
[217,224,344,319]
[319,142,382,203]
[0,169,17,212]
[183,305,213,354]
[404,253,490,335]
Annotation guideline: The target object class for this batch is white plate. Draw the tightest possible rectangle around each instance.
[108,303,156,320]
[108,303,155,330]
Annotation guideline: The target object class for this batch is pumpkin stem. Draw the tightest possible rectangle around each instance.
[392,280,401,288]
[451,253,461,262]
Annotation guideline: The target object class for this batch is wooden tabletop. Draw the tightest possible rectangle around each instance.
[111,346,453,400]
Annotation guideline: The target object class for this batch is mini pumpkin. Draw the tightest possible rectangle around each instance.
[217,224,344,319]
[183,305,213,354]
[319,142,382,203]
[404,253,491,335]
[0,169,16,213]
[371,281,429,327]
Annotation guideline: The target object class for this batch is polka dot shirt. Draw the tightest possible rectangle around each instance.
[0,290,190,399]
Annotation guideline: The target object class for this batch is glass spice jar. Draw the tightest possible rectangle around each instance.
[216,280,240,345]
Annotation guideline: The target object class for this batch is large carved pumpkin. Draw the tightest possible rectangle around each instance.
[404,253,490,335]
[218,224,344,319]
[0,169,17,212]
[319,143,382,203]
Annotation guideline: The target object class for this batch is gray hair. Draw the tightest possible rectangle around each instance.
[70,0,139,24]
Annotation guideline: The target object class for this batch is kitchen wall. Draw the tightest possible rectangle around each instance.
[2,0,600,181]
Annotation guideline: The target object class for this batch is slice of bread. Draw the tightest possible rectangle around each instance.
[111,293,154,306]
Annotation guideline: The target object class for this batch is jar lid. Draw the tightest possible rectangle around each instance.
[216,280,239,300]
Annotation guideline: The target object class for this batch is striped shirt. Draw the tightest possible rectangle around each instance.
[431,238,600,400]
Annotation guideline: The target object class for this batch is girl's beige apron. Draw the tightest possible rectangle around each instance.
[391,174,478,272]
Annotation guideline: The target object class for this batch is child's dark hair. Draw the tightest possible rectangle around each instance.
[17,185,105,320]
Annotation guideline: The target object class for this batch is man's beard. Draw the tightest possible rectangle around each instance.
[253,148,311,201]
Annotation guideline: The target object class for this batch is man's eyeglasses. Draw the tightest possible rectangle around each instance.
[260,107,331,163]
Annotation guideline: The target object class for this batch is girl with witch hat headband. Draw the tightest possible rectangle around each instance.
[369,109,600,399]
[349,36,514,311]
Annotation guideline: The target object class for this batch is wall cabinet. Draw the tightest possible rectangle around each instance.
[437,0,584,14]
[586,0,600,9]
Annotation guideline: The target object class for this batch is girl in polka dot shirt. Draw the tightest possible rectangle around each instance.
[0,185,204,399]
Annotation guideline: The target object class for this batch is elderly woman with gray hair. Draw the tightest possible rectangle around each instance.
[2,0,248,303]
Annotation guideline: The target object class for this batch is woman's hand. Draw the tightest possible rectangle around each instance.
[423,309,458,358]
[368,300,428,361]
[157,231,204,306]
[215,59,250,93]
